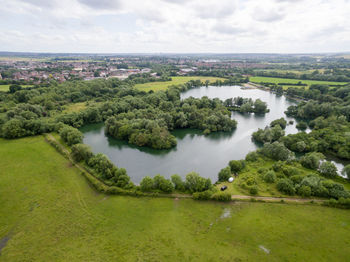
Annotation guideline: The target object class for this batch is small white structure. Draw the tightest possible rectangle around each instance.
[228,177,234,183]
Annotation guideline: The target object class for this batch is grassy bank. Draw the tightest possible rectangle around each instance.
[1,136,350,261]
[134,76,226,92]
[250,76,348,89]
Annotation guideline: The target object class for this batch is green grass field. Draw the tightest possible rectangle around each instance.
[0,85,33,92]
[250,76,348,89]
[1,136,350,261]
[135,76,226,92]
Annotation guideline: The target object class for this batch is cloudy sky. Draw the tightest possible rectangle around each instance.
[0,0,349,53]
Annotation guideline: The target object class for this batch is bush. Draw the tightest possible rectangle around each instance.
[272,161,284,172]
[218,166,231,182]
[71,143,93,162]
[171,174,185,191]
[211,192,231,202]
[263,170,276,183]
[59,125,83,146]
[193,190,213,200]
[297,185,312,197]
[282,166,300,177]
[229,160,245,173]
[319,161,337,178]
[296,121,308,130]
[260,142,295,161]
[277,178,295,195]
[342,164,350,180]
[300,152,324,170]
[270,118,287,129]
[249,185,258,195]
[140,176,154,192]
[290,175,304,185]
[245,151,259,162]
[185,172,212,193]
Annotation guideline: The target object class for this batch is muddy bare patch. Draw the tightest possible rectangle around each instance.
[0,235,11,255]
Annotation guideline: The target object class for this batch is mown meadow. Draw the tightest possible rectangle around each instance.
[1,136,350,261]
[250,76,348,89]
[134,76,226,92]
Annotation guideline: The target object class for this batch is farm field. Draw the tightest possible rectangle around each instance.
[1,136,350,261]
[134,76,226,92]
[0,85,33,92]
[250,76,348,88]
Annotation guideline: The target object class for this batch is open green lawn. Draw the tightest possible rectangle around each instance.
[0,85,33,92]
[135,76,226,92]
[250,76,348,89]
[1,136,350,261]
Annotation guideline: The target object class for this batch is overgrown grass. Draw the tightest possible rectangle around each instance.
[216,157,350,198]
[135,76,226,92]
[250,76,348,89]
[1,136,350,261]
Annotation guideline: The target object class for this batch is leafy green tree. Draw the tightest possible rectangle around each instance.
[342,164,350,180]
[253,99,268,113]
[171,174,185,191]
[59,126,83,146]
[300,152,324,170]
[263,170,276,183]
[277,178,295,195]
[218,166,231,182]
[270,118,287,129]
[319,161,338,178]
[297,185,312,197]
[260,142,295,161]
[71,143,93,162]
[140,176,154,192]
[229,160,245,173]
[185,172,211,193]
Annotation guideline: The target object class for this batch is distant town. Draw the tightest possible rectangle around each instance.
[0,53,283,84]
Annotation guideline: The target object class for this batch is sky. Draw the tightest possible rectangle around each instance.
[0,0,349,53]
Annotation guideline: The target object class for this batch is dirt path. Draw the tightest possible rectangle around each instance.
[231,195,325,203]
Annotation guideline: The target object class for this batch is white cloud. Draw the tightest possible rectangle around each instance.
[0,0,349,53]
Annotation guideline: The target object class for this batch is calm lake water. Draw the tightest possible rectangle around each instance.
[81,86,346,183]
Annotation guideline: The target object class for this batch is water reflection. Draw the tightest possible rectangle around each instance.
[81,86,345,183]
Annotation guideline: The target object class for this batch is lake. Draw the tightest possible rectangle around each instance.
[81,85,345,183]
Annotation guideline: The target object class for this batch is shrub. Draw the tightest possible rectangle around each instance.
[211,192,231,202]
[342,164,350,180]
[218,166,231,182]
[277,178,295,195]
[282,166,300,177]
[263,170,276,183]
[249,185,258,195]
[171,174,185,191]
[185,172,212,193]
[245,151,259,162]
[140,176,154,192]
[260,141,295,161]
[59,125,83,146]
[300,152,324,170]
[297,185,312,197]
[296,121,308,130]
[272,161,284,172]
[71,143,93,162]
[193,190,213,200]
[290,175,304,185]
[159,179,174,193]
[257,168,268,174]
[319,161,337,178]
[229,160,245,173]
